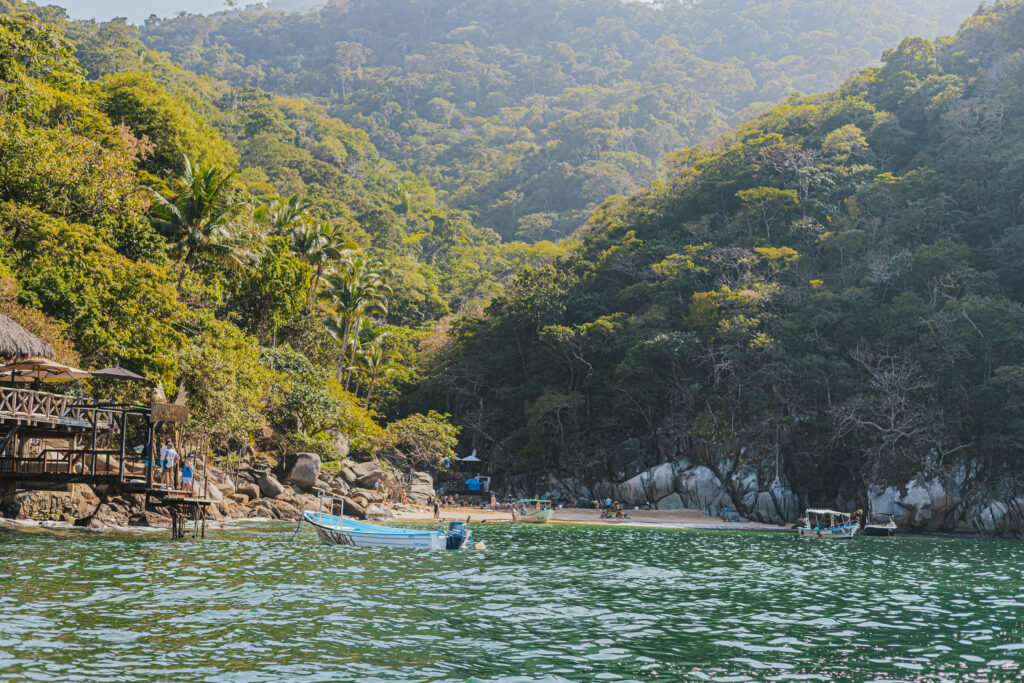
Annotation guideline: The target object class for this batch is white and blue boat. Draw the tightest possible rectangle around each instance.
[797,508,860,538]
[302,494,478,550]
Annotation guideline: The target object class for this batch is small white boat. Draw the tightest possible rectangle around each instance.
[863,513,898,537]
[512,499,554,524]
[302,494,477,550]
[796,508,860,538]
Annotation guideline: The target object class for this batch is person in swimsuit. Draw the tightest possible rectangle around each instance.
[181,454,195,494]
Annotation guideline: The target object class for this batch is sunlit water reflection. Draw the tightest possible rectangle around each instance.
[1,521,1022,681]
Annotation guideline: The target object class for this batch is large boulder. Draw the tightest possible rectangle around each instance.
[271,499,302,521]
[342,496,365,518]
[330,478,350,497]
[407,471,435,505]
[677,465,734,516]
[339,467,357,485]
[204,482,224,502]
[283,453,321,490]
[215,479,236,498]
[349,487,385,504]
[70,484,101,519]
[351,461,384,489]
[237,482,261,501]
[257,471,286,498]
[332,433,351,459]
[78,502,131,530]
[656,492,685,509]
[129,510,171,528]
[364,503,394,521]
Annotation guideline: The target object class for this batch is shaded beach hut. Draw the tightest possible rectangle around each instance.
[0,313,56,361]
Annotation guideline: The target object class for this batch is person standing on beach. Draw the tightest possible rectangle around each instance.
[433,498,440,519]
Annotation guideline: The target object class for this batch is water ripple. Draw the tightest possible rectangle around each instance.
[1,523,1022,681]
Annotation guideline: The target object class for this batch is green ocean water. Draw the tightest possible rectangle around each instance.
[0,521,1022,682]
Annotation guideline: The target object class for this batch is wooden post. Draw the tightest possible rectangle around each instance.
[90,407,98,475]
[145,420,155,490]
[118,410,128,484]
[202,436,209,500]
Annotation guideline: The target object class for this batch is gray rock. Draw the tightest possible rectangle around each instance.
[237,482,261,501]
[677,465,734,516]
[656,492,685,509]
[351,461,384,489]
[330,479,350,496]
[332,434,350,459]
[215,480,236,497]
[364,503,394,521]
[257,471,286,498]
[283,453,321,490]
[339,467,357,485]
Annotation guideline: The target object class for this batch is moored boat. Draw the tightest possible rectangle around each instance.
[302,494,478,550]
[511,499,554,523]
[796,508,860,538]
[863,513,898,537]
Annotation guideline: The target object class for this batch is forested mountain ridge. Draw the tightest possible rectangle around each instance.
[139,0,980,241]
[422,0,1024,502]
[0,0,561,465]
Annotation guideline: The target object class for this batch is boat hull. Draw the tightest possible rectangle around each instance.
[303,511,447,550]
[797,523,859,538]
[862,525,896,537]
[513,508,554,523]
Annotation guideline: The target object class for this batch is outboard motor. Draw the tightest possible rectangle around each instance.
[446,520,470,550]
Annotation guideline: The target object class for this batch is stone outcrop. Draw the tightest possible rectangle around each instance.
[282,453,321,490]
[406,471,436,505]
[350,461,384,489]
[257,471,286,498]
[237,482,261,501]
[1,452,435,530]
[364,503,394,521]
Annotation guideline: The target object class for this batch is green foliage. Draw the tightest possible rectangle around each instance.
[138,0,978,240]
[382,410,461,469]
[426,0,1024,490]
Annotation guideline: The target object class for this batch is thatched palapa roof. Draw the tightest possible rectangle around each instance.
[0,313,56,361]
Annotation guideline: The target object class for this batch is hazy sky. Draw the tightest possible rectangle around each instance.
[56,1,233,24]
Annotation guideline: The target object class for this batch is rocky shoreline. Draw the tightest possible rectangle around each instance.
[501,436,1024,539]
[0,452,439,531]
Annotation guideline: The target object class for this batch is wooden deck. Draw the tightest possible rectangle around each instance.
[0,387,153,490]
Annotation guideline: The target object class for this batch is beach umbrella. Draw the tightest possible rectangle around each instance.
[90,366,148,383]
[0,314,56,361]
[0,357,92,382]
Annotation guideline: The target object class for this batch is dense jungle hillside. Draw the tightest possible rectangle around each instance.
[0,0,560,467]
[421,0,1024,499]
[139,0,979,241]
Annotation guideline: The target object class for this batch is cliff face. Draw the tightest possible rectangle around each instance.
[501,436,1024,536]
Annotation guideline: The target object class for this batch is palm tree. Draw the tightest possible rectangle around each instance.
[289,220,358,297]
[148,156,252,286]
[357,330,400,408]
[320,252,392,389]
[254,195,312,235]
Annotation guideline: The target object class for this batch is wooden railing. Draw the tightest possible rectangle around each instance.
[0,387,106,428]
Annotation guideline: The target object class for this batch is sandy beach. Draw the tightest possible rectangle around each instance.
[393,505,791,532]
